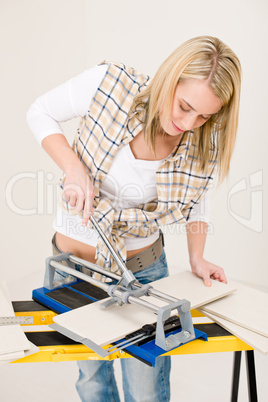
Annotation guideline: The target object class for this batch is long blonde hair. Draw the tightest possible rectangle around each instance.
[131,36,241,182]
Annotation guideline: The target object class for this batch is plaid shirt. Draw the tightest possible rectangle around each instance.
[59,61,218,273]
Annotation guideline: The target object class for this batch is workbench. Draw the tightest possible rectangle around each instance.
[12,300,258,402]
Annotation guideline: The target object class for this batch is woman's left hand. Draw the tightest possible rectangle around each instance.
[190,256,227,287]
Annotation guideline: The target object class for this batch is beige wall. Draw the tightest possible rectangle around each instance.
[1,0,268,292]
[1,0,86,286]
[84,0,268,290]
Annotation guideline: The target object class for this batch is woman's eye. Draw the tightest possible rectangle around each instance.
[179,105,190,113]
[179,104,211,121]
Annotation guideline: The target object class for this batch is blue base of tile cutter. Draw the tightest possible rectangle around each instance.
[118,328,207,366]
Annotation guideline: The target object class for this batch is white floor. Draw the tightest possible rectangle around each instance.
[1,272,267,402]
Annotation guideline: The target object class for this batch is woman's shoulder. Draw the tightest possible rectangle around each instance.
[98,60,150,86]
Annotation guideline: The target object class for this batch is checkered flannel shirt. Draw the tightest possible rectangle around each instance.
[58,61,218,273]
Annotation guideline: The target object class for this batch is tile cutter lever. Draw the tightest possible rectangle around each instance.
[90,215,137,292]
[45,216,197,355]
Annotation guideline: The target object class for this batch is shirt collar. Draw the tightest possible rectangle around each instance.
[167,130,193,163]
[124,112,193,164]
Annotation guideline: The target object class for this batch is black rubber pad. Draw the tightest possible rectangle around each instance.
[46,287,95,310]
[70,281,107,300]
[12,300,51,312]
[26,331,79,346]
[25,323,232,348]
[195,323,232,337]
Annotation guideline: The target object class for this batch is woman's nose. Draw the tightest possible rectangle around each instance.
[180,114,197,131]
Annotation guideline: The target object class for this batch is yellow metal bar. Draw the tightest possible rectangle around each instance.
[12,334,253,364]
[191,309,206,318]
[15,308,206,326]
[12,341,131,363]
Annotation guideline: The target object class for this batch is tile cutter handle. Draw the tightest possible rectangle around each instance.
[90,215,136,288]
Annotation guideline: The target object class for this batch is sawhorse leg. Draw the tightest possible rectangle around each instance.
[231,351,242,401]
[231,351,258,402]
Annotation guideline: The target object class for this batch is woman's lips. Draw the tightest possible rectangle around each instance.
[172,121,184,133]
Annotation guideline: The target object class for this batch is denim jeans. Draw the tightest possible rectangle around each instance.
[76,249,171,402]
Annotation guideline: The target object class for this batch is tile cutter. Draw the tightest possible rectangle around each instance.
[36,216,206,360]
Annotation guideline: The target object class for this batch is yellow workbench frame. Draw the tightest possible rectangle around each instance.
[13,308,252,364]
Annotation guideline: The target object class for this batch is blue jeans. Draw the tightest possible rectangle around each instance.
[76,249,171,402]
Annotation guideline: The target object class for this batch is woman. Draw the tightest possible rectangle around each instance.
[27,36,241,401]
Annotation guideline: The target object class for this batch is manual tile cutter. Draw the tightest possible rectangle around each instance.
[33,216,207,365]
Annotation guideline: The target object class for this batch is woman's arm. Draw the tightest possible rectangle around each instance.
[26,65,107,144]
[42,134,94,226]
[27,65,107,225]
[186,220,227,286]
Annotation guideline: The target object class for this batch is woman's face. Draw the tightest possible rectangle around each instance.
[160,78,223,137]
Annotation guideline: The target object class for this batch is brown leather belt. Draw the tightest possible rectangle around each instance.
[126,232,164,273]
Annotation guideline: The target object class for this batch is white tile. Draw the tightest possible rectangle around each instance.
[52,271,236,347]
[201,281,268,337]
[0,281,34,358]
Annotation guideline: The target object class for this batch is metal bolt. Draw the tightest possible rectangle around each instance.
[165,340,171,348]
[183,330,191,338]
[41,317,45,322]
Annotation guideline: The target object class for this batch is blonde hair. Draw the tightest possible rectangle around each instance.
[131,36,242,182]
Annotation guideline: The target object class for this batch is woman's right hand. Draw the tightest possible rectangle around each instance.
[63,165,95,226]
[41,134,95,226]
